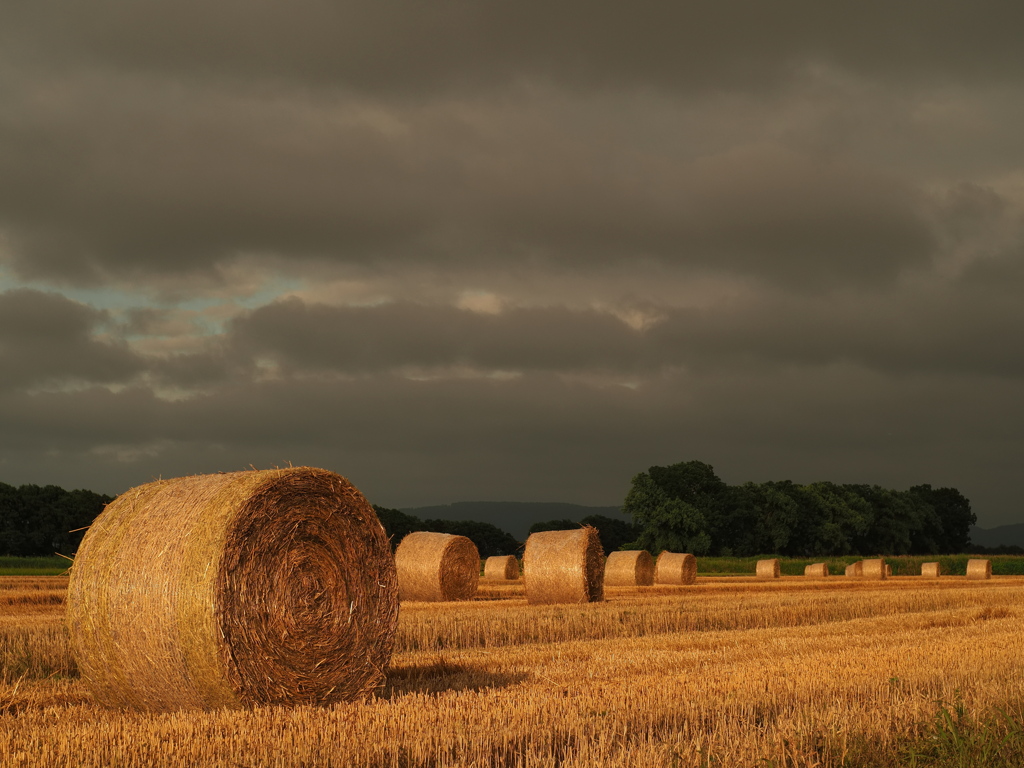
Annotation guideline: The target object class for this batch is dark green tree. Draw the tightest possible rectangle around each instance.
[623,471,712,555]
[621,460,975,556]
[423,519,520,558]
[579,514,641,554]
[373,505,520,557]
[373,505,424,550]
[909,485,975,553]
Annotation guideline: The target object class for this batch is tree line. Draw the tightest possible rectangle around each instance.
[0,483,113,557]
[373,506,521,558]
[623,460,976,557]
[0,464,978,560]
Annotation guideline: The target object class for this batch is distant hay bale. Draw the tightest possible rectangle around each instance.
[604,550,655,587]
[523,527,604,604]
[395,531,480,601]
[654,552,697,585]
[921,562,941,578]
[65,467,398,711]
[756,558,781,579]
[845,561,863,577]
[862,558,887,580]
[804,563,829,578]
[483,555,520,580]
[966,558,992,580]
[885,564,893,577]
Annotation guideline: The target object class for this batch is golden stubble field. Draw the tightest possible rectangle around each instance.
[1,574,1022,767]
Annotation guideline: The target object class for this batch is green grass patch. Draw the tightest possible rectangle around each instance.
[0,556,70,576]
[899,699,1024,767]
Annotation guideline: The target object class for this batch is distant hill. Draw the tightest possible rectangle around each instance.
[400,501,624,541]
[970,523,1024,549]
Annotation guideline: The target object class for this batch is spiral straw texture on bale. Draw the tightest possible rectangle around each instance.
[65,467,398,711]
[756,559,781,579]
[483,555,520,581]
[845,561,863,577]
[966,558,992,580]
[862,558,887,580]
[921,562,941,578]
[395,532,480,601]
[523,527,604,604]
[654,552,697,585]
[604,550,655,587]
[804,563,829,578]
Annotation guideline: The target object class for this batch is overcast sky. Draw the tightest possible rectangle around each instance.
[1,2,1022,526]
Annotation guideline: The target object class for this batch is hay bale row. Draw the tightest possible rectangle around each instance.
[604,550,655,587]
[804,563,829,578]
[395,531,480,601]
[966,558,992,580]
[654,552,697,585]
[921,562,941,578]
[523,527,604,604]
[483,555,520,580]
[756,558,780,579]
[66,468,399,711]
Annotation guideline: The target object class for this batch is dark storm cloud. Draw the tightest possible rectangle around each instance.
[217,278,1024,380]
[0,289,142,389]
[0,77,935,287]
[0,82,435,284]
[0,366,1020,518]
[3,2,1023,93]
[227,299,648,374]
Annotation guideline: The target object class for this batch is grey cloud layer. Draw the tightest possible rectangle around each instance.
[4,2,1024,92]
[0,290,141,389]
[0,2,1023,527]
[0,74,941,288]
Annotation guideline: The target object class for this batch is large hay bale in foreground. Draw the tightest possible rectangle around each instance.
[395,531,480,601]
[804,563,829,578]
[523,527,604,604]
[756,558,781,579]
[65,468,398,711]
[654,552,697,585]
[966,558,992,580]
[921,562,941,578]
[862,558,887,580]
[483,555,520,580]
[845,561,863,577]
[605,550,655,587]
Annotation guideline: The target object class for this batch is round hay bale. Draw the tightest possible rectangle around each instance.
[654,552,697,585]
[845,561,863,577]
[966,558,992,580]
[885,564,893,577]
[756,558,781,579]
[483,555,520,580]
[804,562,829,578]
[65,467,398,711]
[395,531,480,601]
[604,550,655,587]
[523,527,604,604]
[921,561,941,578]
[862,558,887,580]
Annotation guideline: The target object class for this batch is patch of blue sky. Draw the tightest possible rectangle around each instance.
[0,269,302,336]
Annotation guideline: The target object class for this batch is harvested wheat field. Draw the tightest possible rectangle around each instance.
[2,573,1024,766]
